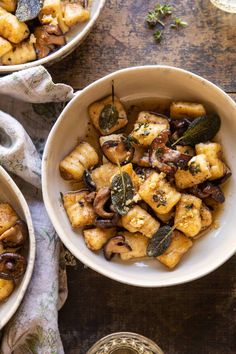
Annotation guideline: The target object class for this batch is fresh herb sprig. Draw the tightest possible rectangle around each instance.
[155,4,173,16]
[145,3,188,43]
[171,17,188,29]
[146,4,172,27]
[153,30,163,42]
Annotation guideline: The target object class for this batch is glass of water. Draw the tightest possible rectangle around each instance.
[210,0,236,12]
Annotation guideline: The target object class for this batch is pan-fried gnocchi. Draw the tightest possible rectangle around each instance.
[0,0,92,66]
[0,203,28,302]
[60,95,230,270]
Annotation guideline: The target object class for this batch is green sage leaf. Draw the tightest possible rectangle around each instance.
[173,114,221,146]
[147,225,173,257]
[111,172,134,215]
[99,104,119,132]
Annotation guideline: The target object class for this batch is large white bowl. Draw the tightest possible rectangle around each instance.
[42,66,236,287]
[0,0,106,73]
[0,166,35,328]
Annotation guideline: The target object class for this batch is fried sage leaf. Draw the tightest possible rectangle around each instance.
[111,172,134,215]
[147,225,173,257]
[173,114,221,146]
[16,0,43,21]
[99,104,119,132]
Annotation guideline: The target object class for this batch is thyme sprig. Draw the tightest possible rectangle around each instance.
[171,17,188,29]
[145,3,188,43]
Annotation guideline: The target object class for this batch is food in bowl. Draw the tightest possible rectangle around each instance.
[0,202,28,302]
[58,86,231,270]
[0,0,92,65]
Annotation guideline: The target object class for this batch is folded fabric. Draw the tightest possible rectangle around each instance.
[0,66,74,354]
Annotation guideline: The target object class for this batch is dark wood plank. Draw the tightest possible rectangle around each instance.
[59,255,236,354]
[49,0,236,91]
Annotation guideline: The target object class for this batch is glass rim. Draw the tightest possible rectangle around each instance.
[86,332,164,354]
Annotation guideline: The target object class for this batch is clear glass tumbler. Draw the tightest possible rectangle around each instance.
[87,332,164,354]
[210,0,236,13]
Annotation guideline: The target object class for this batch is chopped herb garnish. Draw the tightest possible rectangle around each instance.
[156,147,163,156]
[189,162,201,175]
[185,204,193,210]
[153,191,167,207]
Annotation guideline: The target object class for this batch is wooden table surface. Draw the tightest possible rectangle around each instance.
[48,1,236,353]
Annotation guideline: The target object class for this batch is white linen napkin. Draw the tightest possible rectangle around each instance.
[0,66,74,354]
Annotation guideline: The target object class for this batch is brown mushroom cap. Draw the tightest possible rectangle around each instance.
[101,135,134,166]
[93,187,114,219]
[83,170,96,191]
[34,26,65,59]
[0,253,26,280]
[95,213,119,228]
[189,182,225,203]
[103,235,131,260]
[149,130,191,176]
[0,220,28,248]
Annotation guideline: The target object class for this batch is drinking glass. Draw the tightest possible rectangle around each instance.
[210,0,236,13]
[87,332,164,354]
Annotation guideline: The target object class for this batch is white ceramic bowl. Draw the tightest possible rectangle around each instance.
[0,0,106,73]
[42,66,236,287]
[0,166,35,328]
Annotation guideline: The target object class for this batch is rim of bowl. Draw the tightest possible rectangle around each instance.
[0,166,36,328]
[42,65,236,287]
[0,0,106,73]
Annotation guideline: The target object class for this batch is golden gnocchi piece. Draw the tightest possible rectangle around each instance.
[170,102,206,119]
[200,203,213,231]
[39,0,69,33]
[0,0,16,12]
[0,203,19,235]
[132,145,150,167]
[195,142,226,180]
[0,36,12,57]
[1,40,36,65]
[137,111,170,127]
[120,231,149,260]
[175,154,211,189]
[0,278,15,302]
[59,142,99,181]
[175,194,202,237]
[63,2,90,27]
[63,190,96,228]
[88,95,128,135]
[157,230,193,269]
[121,163,141,192]
[121,205,160,238]
[83,228,116,251]
[0,6,30,44]
[130,122,168,146]
[91,163,119,190]
[176,145,195,156]
[139,172,181,214]
[155,210,173,223]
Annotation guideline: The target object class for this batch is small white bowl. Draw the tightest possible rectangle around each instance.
[0,0,106,73]
[42,66,236,287]
[0,166,35,328]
